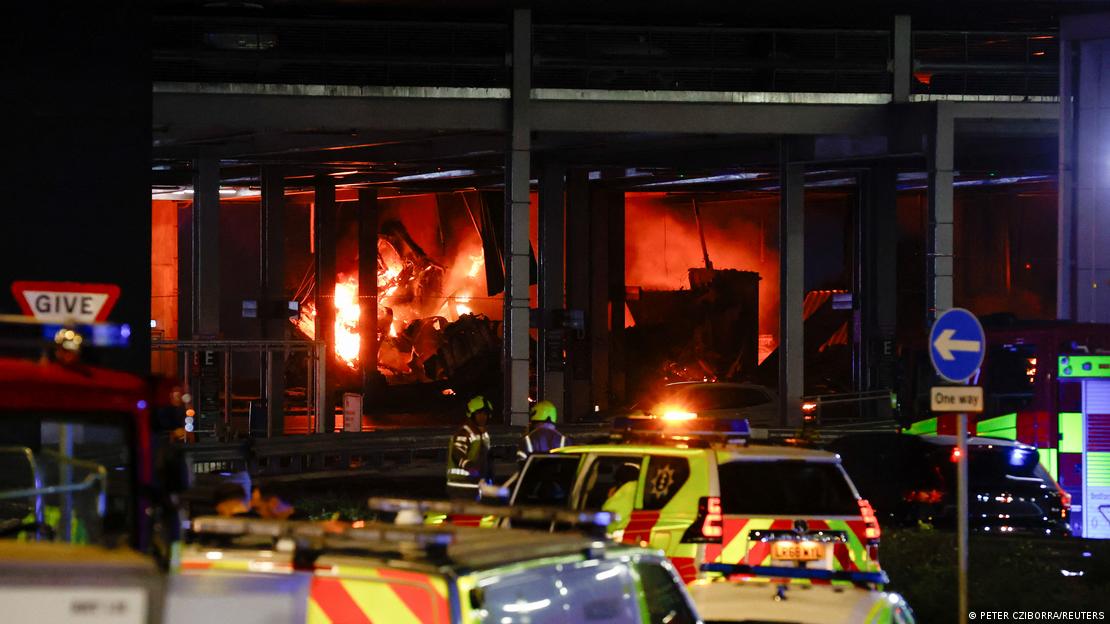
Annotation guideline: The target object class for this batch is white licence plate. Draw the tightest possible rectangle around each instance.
[771,541,824,561]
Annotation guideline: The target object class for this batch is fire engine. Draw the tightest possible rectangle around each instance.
[900,319,1110,538]
[0,318,185,623]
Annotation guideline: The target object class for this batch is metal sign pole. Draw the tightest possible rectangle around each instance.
[926,308,985,624]
[957,411,969,624]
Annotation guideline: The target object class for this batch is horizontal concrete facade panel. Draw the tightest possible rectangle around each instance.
[153,92,508,133]
[530,100,889,135]
[155,83,1060,143]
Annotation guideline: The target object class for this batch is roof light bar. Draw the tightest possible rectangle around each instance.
[611,415,751,445]
[367,497,613,536]
[189,515,456,549]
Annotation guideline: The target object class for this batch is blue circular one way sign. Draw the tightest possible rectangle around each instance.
[929,308,986,382]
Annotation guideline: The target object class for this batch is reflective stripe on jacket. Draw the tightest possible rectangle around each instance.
[446,422,490,488]
[515,423,569,463]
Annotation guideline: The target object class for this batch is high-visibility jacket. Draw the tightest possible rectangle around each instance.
[446,422,490,494]
[601,481,637,531]
[18,506,88,544]
[515,423,569,465]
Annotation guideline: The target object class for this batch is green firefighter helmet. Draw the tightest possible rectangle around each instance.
[530,400,558,423]
[466,395,493,418]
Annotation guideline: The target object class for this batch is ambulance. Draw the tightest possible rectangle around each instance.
[167,500,702,624]
[510,414,882,583]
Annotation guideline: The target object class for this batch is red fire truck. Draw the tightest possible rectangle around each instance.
[900,319,1110,537]
[0,320,185,623]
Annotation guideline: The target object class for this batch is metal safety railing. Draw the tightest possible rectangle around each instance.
[801,389,899,432]
[173,422,613,480]
[151,339,327,438]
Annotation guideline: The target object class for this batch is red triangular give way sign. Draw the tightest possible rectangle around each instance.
[11,281,121,323]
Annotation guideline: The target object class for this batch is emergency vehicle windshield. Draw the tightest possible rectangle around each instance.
[0,411,134,546]
[717,460,860,516]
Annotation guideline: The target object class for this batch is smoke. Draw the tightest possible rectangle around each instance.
[625,192,781,350]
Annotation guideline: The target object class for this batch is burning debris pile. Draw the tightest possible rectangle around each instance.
[294,218,500,385]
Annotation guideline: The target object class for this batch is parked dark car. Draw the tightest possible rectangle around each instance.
[827,432,1070,537]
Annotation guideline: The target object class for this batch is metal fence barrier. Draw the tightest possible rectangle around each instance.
[151,339,327,437]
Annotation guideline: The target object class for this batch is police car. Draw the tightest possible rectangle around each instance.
[168,500,702,624]
[510,415,882,583]
[688,564,914,624]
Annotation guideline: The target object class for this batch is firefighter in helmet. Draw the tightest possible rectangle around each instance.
[516,400,569,467]
[446,395,493,499]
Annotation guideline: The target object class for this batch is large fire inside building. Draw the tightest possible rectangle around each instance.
[150,174,1059,435]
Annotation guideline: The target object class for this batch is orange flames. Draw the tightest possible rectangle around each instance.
[333,276,361,366]
[297,244,488,371]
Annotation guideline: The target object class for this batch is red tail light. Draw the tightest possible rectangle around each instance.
[681,496,723,543]
[950,447,962,462]
[703,496,723,538]
[1057,485,1071,518]
[903,489,944,504]
[858,498,881,541]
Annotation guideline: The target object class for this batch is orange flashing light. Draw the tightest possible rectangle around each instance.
[662,410,697,421]
[801,401,818,423]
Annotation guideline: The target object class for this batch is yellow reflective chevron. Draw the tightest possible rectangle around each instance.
[308,567,450,624]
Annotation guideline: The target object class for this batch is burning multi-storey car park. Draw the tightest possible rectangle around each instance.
[150,159,1061,436]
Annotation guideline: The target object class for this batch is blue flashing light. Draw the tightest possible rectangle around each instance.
[724,418,752,436]
[136,400,148,410]
[1009,448,1029,467]
[43,323,131,347]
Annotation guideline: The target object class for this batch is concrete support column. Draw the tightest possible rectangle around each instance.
[608,191,626,406]
[565,169,591,421]
[358,188,380,411]
[313,175,337,433]
[503,8,532,427]
[260,166,286,436]
[1059,16,1110,321]
[779,143,805,428]
[927,102,956,320]
[538,161,566,418]
[589,187,613,412]
[892,15,912,103]
[191,157,220,337]
[859,165,899,393]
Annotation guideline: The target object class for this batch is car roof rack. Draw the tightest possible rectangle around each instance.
[367,497,614,538]
[700,563,889,587]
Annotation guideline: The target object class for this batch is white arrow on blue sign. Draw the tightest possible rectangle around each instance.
[929,308,986,382]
